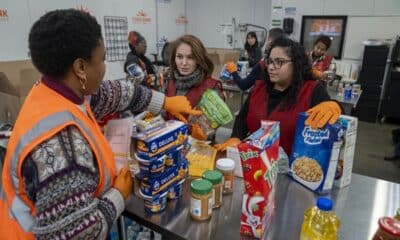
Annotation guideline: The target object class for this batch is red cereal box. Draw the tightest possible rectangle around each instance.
[238,121,279,239]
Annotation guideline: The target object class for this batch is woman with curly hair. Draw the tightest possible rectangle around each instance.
[215,37,341,155]
[0,9,199,239]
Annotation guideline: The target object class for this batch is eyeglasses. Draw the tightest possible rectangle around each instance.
[266,58,293,69]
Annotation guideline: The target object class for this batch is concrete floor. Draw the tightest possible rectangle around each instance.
[353,121,400,183]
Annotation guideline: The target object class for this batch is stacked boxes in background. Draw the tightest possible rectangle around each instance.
[132,120,189,213]
[238,121,279,239]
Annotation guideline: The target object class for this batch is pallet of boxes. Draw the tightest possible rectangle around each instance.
[237,121,279,239]
[130,113,189,213]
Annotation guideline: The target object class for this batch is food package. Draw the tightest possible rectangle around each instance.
[238,120,279,239]
[133,111,166,133]
[186,140,217,177]
[334,115,358,188]
[140,165,179,196]
[289,112,344,194]
[134,120,188,159]
[197,89,233,128]
[238,121,279,195]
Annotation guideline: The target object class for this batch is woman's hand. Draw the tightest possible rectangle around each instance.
[164,96,202,123]
[114,166,133,200]
[305,101,341,129]
[214,137,241,152]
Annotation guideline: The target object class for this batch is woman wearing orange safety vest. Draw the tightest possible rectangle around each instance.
[0,9,200,239]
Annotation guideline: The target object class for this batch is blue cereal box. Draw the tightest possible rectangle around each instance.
[134,120,189,159]
[289,112,344,194]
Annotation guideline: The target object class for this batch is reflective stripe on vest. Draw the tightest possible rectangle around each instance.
[5,111,111,231]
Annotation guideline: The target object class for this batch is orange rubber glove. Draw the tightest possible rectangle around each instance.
[214,137,241,152]
[305,101,341,129]
[190,123,207,141]
[225,61,238,73]
[164,96,202,123]
[114,165,132,200]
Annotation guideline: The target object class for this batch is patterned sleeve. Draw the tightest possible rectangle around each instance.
[90,79,165,120]
[22,126,124,240]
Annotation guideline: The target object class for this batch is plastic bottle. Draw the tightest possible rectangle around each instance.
[300,197,340,240]
[344,84,352,100]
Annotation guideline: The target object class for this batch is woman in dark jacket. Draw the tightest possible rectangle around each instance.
[244,31,262,68]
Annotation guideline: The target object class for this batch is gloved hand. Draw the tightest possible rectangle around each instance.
[214,137,241,152]
[311,68,322,79]
[225,61,238,73]
[190,123,207,141]
[164,96,202,123]
[305,101,341,129]
[114,165,133,200]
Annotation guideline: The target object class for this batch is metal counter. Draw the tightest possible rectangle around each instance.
[123,173,400,240]
[327,88,362,115]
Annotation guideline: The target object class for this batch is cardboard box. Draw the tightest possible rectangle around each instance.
[289,112,343,194]
[238,120,279,239]
[206,48,240,79]
[0,60,41,123]
[334,115,358,188]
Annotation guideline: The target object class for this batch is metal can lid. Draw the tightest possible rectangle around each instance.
[378,217,400,237]
[202,170,223,185]
[190,179,212,195]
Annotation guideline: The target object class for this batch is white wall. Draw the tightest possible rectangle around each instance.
[186,0,270,49]
[0,0,187,80]
[273,0,400,61]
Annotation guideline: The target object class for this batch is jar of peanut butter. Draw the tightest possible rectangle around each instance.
[216,158,235,194]
[190,179,213,221]
[202,170,223,208]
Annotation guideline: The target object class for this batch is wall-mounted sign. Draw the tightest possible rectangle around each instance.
[175,15,188,25]
[132,10,151,24]
[0,9,9,22]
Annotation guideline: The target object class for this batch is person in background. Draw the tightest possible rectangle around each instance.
[225,28,286,91]
[165,35,224,140]
[308,35,334,80]
[215,37,341,155]
[0,9,199,239]
[126,31,158,87]
[243,31,262,68]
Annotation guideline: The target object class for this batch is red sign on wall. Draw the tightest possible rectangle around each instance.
[132,10,151,24]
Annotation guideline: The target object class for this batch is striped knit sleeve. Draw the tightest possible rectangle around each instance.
[22,126,124,240]
[90,79,164,120]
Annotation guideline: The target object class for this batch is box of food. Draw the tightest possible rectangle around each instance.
[334,115,358,188]
[289,112,344,194]
[140,165,179,196]
[134,120,188,159]
[238,120,279,239]
[238,121,279,196]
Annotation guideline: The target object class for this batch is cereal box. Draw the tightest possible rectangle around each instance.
[134,120,189,159]
[334,115,358,188]
[289,112,344,194]
[238,120,279,239]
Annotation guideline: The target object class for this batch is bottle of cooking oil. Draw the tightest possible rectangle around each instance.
[300,197,340,240]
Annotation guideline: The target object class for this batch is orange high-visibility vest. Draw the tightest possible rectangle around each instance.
[0,80,117,239]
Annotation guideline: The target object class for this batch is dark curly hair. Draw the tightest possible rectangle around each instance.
[314,35,332,49]
[28,9,102,79]
[266,37,313,110]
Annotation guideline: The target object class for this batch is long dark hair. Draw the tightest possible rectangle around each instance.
[245,31,259,51]
[266,37,313,110]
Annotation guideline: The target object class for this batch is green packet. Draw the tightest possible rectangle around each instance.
[198,89,233,128]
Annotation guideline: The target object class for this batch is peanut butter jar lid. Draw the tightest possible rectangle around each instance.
[191,179,212,195]
[216,158,235,171]
[202,170,223,185]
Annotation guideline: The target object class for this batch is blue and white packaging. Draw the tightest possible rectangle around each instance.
[289,112,344,194]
